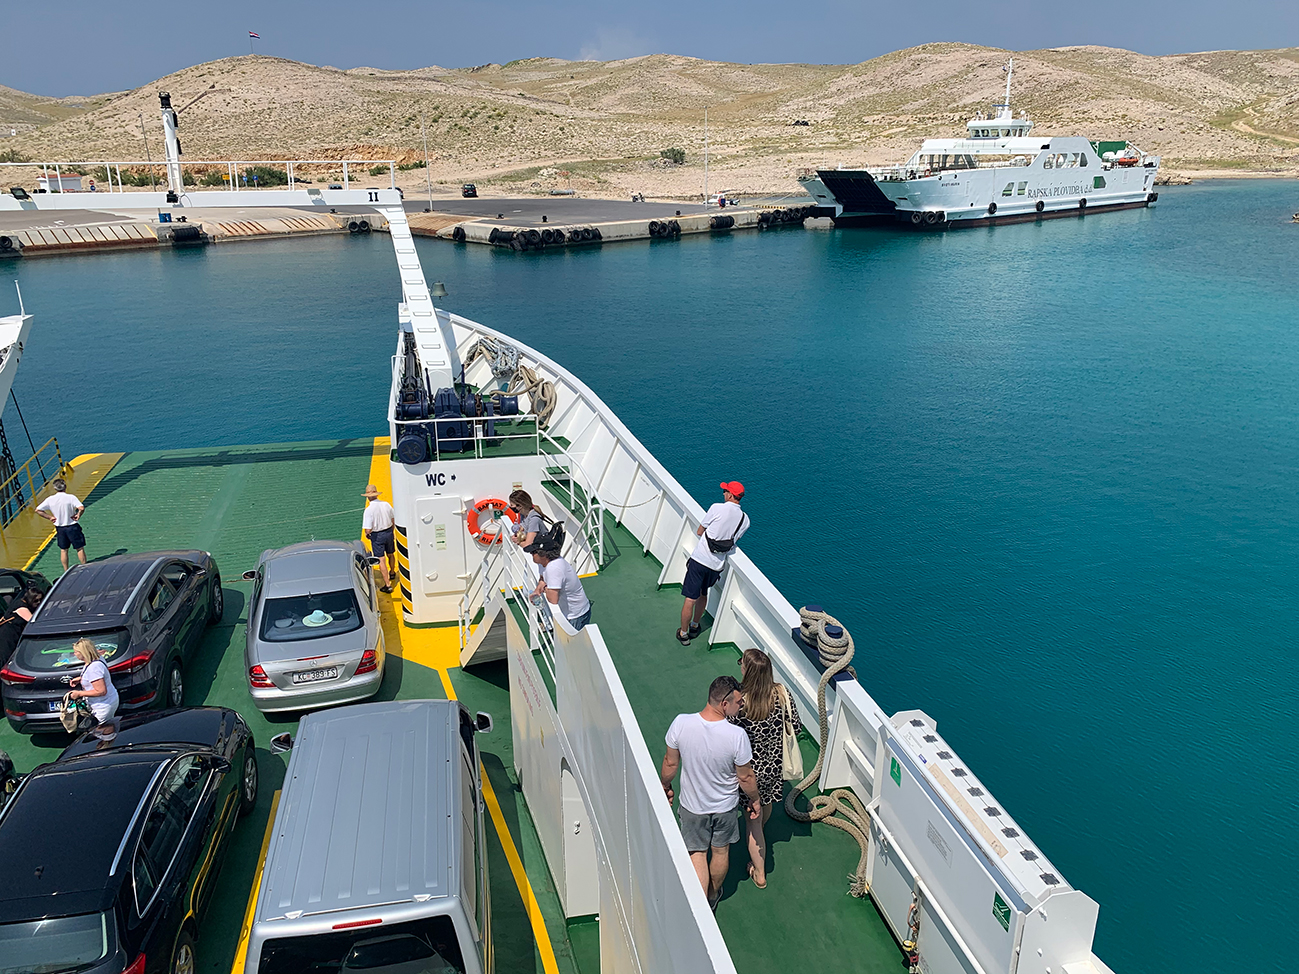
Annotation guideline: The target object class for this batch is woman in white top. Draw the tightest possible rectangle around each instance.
[68,638,119,723]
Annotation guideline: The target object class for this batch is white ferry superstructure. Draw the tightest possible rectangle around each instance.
[800,59,1161,228]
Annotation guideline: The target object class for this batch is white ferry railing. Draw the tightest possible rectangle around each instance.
[0,158,400,192]
[445,312,831,741]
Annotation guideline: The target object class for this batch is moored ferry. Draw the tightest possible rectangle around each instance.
[800,60,1161,228]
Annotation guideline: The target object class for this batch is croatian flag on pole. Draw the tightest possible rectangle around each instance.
[249,31,260,38]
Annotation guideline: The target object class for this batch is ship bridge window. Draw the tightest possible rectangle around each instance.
[1093,175,1107,189]
[1043,155,1053,169]
[1001,129,1010,137]
[1002,182,1014,197]
[1017,181,1027,195]
[1067,153,1081,168]
[1079,153,1088,167]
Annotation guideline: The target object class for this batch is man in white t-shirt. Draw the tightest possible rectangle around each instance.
[529,544,592,631]
[660,675,761,909]
[362,485,396,593]
[678,481,749,645]
[36,478,87,571]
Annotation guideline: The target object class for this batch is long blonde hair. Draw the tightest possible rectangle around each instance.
[739,647,776,722]
[73,638,101,664]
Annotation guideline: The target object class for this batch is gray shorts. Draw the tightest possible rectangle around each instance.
[679,805,740,852]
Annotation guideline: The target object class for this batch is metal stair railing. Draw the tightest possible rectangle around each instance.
[0,438,65,530]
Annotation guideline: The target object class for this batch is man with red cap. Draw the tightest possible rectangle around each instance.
[678,481,749,644]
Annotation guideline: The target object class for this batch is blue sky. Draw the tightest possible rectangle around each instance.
[4,0,1298,97]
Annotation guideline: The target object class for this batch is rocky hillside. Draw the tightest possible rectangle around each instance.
[2,44,1297,196]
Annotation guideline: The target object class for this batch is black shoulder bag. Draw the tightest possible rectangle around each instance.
[705,510,747,554]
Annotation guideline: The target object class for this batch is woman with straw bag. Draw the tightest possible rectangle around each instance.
[65,638,119,730]
[729,647,800,889]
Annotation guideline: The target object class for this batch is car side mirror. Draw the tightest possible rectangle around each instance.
[204,756,232,774]
[366,556,382,567]
[270,732,294,753]
[475,712,493,734]
[242,570,257,580]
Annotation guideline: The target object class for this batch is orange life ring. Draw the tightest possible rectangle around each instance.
[467,498,519,545]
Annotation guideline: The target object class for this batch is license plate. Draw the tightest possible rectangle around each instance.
[291,667,338,684]
[48,700,61,712]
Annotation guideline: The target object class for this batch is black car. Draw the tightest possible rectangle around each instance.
[461,183,477,198]
[0,565,51,609]
[1,551,223,733]
[0,707,257,974]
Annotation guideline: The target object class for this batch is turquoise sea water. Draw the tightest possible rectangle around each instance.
[6,181,1299,974]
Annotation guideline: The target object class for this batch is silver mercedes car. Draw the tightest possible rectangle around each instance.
[243,540,385,714]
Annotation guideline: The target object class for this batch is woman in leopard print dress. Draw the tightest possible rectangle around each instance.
[729,647,798,888]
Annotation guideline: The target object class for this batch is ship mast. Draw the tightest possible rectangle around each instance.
[1000,59,1014,119]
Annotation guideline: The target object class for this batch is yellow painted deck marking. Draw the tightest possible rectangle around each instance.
[365,437,556,972]
[480,764,561,974]
[0,451,125,570]
[229,789,281,974]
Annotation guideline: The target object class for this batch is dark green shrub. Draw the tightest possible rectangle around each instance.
[659,147,686,165]
[241,165,288,186]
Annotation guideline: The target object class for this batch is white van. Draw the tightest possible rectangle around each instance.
[245,700,494,974]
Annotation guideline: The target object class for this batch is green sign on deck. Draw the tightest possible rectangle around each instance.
[993,892,1011,931]
[890,757,901,786]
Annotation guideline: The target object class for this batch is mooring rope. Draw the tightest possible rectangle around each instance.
[464,338,558,429]
[784,605,871,897]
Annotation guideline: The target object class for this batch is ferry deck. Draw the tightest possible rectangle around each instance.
[0,438,903,974]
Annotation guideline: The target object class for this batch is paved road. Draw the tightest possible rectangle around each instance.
[0,209,134,232]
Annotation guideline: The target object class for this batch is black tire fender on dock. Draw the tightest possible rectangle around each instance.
[590,227,602,241]
[648,220,660,235]
[1035,200,1045,213]
[669,220,681,236]
[452,226,466,242]
[526,228,542,245]
[541,228,554,244]
[0,235,12,251]
[924,211,938,225]
[987,202,997,215]
[347,220,361,233]
[358,219,370,233]
[910,212,923,225]
[1078,197,1087,209]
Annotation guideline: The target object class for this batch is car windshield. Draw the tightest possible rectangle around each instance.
[258,917,465,974]
[0,912,109,974]
[13,630,130,673]
[259,590,362,642]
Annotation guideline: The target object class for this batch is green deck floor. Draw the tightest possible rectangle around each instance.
[0,441,582,974]
[1,439,906,974]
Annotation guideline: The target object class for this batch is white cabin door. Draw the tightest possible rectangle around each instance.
[413,494,468,617]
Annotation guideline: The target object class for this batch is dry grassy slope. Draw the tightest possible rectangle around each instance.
[0,85,113,135]
[4,43,1298,195]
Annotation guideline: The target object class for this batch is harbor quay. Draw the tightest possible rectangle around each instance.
[0,196,820,259]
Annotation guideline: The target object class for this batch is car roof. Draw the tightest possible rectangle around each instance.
[0,752,169,921]
[260,541,359,598]
[26,550,203,634]
[60,707,233,760]
[256,701,461,923]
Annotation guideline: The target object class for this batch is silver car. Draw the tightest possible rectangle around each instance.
[243,541,385,714]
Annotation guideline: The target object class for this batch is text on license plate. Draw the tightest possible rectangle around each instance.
[48,700,62,712]
[292,667,338,684]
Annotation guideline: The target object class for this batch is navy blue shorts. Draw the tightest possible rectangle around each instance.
[55,523,86,551]
[682,557,721,601]
[369,528,395,558]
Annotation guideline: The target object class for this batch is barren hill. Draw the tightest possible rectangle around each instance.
[3,43,1298,197]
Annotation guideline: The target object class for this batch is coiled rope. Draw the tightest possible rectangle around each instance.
[464,338,558,428]
[784,605,871,897]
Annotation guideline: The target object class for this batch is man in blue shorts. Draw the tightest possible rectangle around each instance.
[677,481,749,645]
[36,479,87,572]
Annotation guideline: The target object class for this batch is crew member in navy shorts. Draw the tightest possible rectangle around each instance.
[36,478,87,572]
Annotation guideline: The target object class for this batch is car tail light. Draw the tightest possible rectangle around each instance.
[0,667,33,685]
[332,917,382,930]
[124,691,157,705]
[4,707,24,717]
[356,650,378,675]
[249,665,273,688]
[124,953,146,974]
[109,652,153,675]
